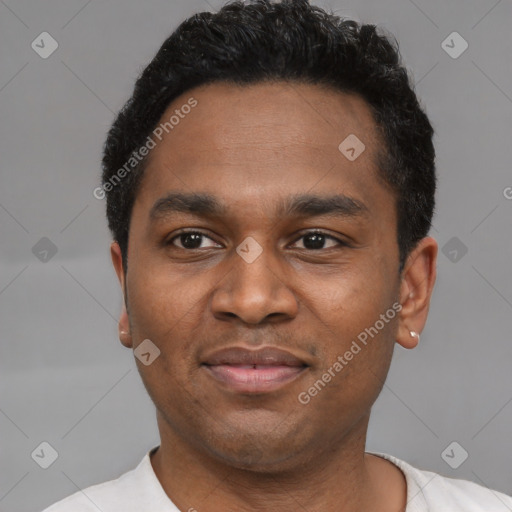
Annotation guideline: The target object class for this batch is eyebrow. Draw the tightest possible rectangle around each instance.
[150,193,227,220]
[149,192,369,222]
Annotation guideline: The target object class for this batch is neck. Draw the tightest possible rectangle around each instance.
[149,412,406,512]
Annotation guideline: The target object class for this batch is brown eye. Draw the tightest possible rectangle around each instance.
[291,231,345,250]
[168,231,220,250]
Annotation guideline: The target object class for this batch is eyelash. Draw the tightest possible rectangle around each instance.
[166,229,348,250]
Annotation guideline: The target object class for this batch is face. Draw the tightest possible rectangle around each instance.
[113,82,421,471]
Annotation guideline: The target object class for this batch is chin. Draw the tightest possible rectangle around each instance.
[199,424,310,474]
[211,444,303,474]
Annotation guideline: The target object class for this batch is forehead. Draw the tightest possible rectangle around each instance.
[134,81,393,221]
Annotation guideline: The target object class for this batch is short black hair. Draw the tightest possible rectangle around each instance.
[101,0,436,273]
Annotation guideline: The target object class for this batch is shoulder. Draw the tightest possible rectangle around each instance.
[42,478,123,512]
[370,452,512,512]
[41,463,141,512]
[41,448,177,512]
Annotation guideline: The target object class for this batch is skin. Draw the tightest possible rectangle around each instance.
[111,81,437,512]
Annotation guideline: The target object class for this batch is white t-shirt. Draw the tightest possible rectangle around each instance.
[42,447,512,511]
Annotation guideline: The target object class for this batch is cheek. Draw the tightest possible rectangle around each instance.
[305,263,390,330]
[125,271,202,418]
[128,262,204,333]
[302,265,398,384]
[125,273,197,387]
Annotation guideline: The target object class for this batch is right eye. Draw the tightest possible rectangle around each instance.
[167,230,221,250]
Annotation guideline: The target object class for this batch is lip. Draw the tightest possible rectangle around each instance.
[201,346,310,394]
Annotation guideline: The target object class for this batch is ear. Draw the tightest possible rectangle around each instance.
[110,241,133,349]
[396,236,437,349]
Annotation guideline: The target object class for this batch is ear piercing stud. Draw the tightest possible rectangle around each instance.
[410,330,420,344]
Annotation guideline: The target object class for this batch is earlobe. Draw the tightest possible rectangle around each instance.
[118,303,133,348]
[397,329,420,350]
[110,241,133,349]
[396,236,437,349]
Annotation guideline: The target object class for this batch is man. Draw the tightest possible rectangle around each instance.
[44,0,512,510]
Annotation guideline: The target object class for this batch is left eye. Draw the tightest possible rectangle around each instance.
[291,231,344,250]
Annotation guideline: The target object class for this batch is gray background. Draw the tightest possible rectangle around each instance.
[0,0,511,510]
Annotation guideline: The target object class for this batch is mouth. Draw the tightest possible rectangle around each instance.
[201,346,310,394]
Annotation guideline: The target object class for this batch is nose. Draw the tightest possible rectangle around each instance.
[210,240,299,325]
